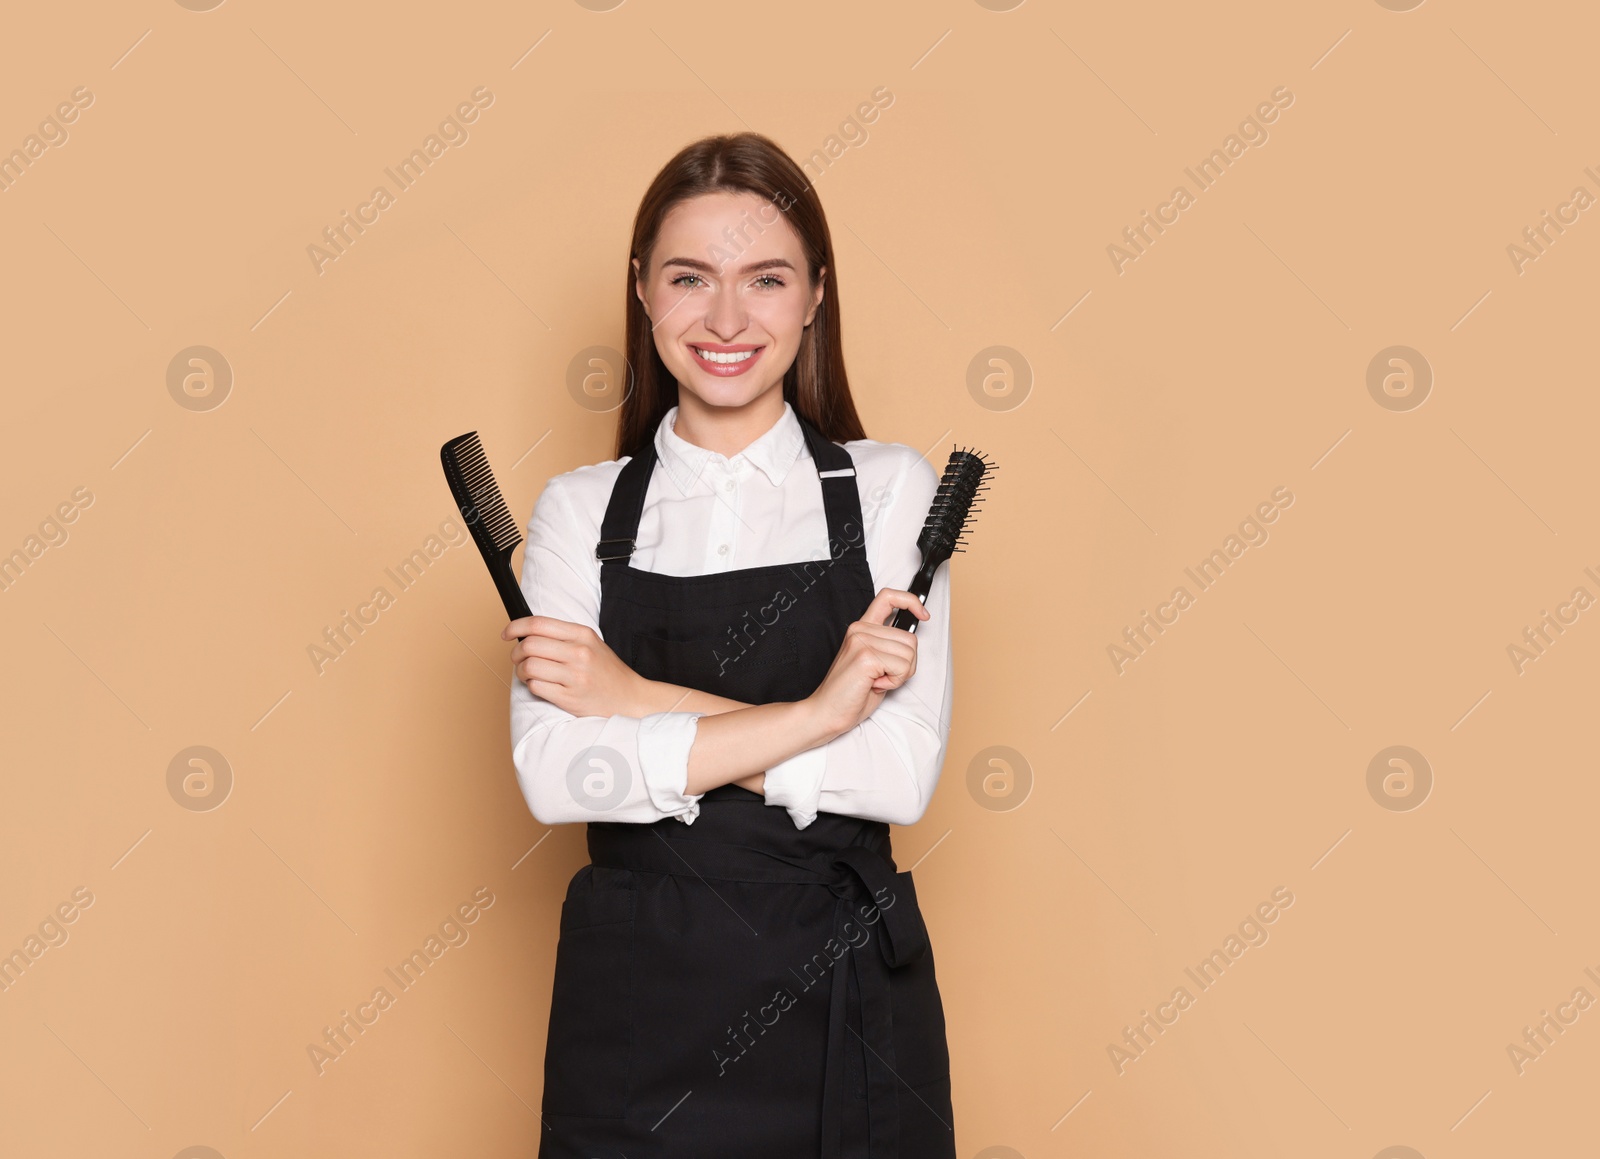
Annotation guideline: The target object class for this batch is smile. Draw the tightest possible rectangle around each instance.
[689,344,764,377]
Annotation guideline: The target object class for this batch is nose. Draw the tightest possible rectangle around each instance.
[702,284,748,342]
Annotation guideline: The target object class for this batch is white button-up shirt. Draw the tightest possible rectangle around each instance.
[509,400,953,830]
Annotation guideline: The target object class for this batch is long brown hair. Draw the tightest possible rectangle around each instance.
[615,131,866,460]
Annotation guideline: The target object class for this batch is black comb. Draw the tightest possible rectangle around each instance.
[891,446,996,632]
[440,431,533,625]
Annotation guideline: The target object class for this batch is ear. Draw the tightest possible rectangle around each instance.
[803,265,827,328]
[632,256,648,317]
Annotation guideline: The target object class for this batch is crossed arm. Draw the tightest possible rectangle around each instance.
[502,587,929,798]
[627,680,771,795]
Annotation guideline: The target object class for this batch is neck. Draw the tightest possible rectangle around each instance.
[671,385,787,458]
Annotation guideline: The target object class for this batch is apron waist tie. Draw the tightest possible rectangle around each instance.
[586,826,930,1158]
[819,843,928,1159]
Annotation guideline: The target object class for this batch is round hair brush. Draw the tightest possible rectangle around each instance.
[891,447,996,632]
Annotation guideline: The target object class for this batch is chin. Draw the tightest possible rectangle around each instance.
[679,374,779,411]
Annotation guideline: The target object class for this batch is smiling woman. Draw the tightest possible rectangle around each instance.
[611,138,862,465]
[507,132,958,1157]
[630,189,830,452]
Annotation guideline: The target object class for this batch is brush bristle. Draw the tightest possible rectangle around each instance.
[440,432,523,556]
[918,447,995,557]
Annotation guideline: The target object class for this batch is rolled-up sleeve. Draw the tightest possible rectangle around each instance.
[509,472,706,826]
[762,448,953,829]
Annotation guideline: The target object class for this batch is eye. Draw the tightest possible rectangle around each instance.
[670,273,705,288]
[754,274,785,289]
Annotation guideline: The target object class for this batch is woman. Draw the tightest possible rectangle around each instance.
[503,131,956,1158]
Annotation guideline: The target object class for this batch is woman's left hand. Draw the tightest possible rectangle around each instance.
[503,616,645,719]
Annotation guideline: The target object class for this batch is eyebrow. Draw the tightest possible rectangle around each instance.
[660,256,796,275]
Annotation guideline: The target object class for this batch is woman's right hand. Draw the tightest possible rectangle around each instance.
[805,588,929,740]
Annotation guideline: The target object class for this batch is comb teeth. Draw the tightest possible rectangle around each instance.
[440,431,523,555]
[919,446,996,555]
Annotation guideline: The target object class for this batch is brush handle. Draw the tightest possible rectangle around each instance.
[890,550,943,633]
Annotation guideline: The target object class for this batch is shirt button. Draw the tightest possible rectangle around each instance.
[724,480,735,491]
[717,544,729,555]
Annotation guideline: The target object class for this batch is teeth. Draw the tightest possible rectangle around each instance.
[694,347,755,364]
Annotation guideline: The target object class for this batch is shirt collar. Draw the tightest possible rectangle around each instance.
[653,399,808,495]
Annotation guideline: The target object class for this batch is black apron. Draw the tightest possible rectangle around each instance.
[536,413,955,1158]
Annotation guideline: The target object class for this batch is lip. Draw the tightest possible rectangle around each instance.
[688,342,765,377]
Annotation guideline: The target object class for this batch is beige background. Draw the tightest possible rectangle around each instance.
[1,0,1595,1155]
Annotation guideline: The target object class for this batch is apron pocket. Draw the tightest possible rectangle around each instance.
[542,882,635,1119]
